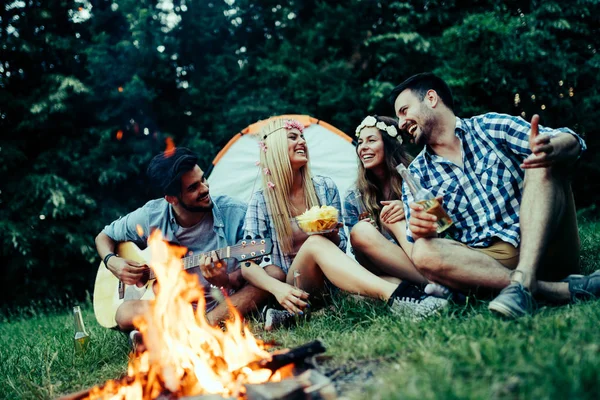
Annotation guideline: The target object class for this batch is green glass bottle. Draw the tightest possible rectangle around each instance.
[73,306,90,355]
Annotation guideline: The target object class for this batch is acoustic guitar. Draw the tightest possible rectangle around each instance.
[93,238,272,328]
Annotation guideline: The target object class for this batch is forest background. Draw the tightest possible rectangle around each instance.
[1,0,599,310]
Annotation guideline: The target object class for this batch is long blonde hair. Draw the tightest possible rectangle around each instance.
[355,116,413,229]
[259,119,319,254]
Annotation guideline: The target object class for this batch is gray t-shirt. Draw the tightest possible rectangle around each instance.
[177,214,236,311]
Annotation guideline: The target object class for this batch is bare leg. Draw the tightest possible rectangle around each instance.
[286,235,398,300]
[351,220,427,285]
[384,219,415,258]
[116,300,150,331]
[207,265,285,324]
[411,238,513,291]
[513,167,578,300]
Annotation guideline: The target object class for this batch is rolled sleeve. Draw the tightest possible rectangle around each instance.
[343,189,360,233]
[102,207,149,243]
[481,113,587,161]
[320,177,347,253]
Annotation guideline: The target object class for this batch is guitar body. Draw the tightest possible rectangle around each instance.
[93,242,155,329]
[93,238,273,329]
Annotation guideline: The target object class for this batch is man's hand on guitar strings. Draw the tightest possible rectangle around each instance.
[106,256,149,286]
[200,251,229,288]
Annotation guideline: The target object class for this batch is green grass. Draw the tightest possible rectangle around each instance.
[1,217,599,400]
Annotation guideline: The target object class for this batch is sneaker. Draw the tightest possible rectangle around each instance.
[488,282,536,318]
[562,270,600,301]
[264,308,294,331]
[388,281,449,320]
[424,282,467,304]
[128,329,144,351]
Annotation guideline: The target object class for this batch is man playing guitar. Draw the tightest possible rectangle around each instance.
[94,147,284,333]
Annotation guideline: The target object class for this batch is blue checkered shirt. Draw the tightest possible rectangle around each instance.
[403,113,586,247]
[243,175,347,273]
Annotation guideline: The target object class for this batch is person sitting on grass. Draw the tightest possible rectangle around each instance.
[344,115,435,289]
[95,147,285,340]
[239,118,449,330]
[389,72,599,318]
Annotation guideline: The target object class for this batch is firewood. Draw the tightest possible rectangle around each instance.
[245,379,307,400]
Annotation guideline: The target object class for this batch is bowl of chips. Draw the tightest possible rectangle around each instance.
[296,205,339,235]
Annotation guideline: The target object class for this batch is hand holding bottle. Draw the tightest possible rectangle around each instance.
[408,197,443,239]
[396,164,453,237]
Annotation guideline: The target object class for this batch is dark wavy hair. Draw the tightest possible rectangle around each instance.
[146,147,199,196]
[389,72,454,112]
[354,116,413,229]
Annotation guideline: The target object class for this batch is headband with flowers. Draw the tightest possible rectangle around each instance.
[261,119,304,140]
[355,116,402,144]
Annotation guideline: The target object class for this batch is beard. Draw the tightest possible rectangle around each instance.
[414,104,438,146]
[178,195,214,213]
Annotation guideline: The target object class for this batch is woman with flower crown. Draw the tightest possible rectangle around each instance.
[241,118,448,330]
[344,115,430,286]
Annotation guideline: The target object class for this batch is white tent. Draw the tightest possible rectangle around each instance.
[207,115,359,205]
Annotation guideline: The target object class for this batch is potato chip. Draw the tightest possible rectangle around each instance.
[296,205,339,233]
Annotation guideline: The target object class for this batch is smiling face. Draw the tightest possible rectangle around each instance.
[394,89,437,146]
[176,165,213,212]
[287,129,308,169]
[356,127,385,171]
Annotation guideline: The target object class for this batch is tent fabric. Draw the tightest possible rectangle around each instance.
[206,115,359,208]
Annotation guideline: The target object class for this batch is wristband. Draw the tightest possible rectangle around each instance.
[103,253,117,268]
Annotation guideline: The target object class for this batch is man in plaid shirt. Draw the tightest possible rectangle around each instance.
[389,72,599,318]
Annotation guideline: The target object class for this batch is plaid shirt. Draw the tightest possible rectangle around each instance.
[243,175,347,273]
[403,113,586,248]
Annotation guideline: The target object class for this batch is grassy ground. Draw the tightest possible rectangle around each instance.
[1,217,598,400]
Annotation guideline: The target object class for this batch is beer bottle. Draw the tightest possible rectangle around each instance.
[396,164,453,233]
[73,306,90,355]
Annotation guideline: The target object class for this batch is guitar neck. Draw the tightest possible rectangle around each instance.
[147,247,229,280]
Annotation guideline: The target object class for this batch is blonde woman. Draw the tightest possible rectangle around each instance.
[344,115,428,286]
[240,118,448,329]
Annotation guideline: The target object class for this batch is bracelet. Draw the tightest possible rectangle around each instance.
[103,253,117,268]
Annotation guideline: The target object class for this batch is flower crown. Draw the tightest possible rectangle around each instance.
[256,119,305,190]
[355,116,402,143]
[261,119,304,140]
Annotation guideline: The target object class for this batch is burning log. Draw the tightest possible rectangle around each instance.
[252,340,326,373]
[244,369,336,400]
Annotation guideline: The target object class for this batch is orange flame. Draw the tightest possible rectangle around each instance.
[164,137,176,157]
[116,130,124,140]
[85,231,283,399]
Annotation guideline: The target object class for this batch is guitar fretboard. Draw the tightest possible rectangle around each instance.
[147,248,229,280]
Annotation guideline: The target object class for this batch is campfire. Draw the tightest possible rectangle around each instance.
[63,232,334,400]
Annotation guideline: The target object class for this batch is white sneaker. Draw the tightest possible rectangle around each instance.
[264,309,294,331]
[389,282,449,320]
[425,282,466,304]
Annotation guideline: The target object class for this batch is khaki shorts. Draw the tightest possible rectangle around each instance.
[458,240,520,269]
